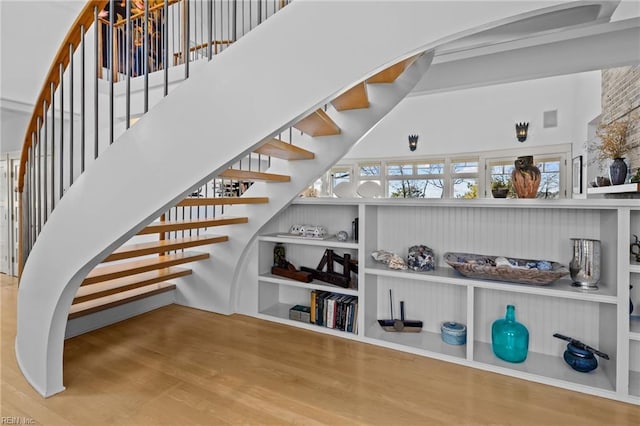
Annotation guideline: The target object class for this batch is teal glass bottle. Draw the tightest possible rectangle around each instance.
[491,305,529,363]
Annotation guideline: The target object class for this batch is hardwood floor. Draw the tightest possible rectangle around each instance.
[2,273,639,425]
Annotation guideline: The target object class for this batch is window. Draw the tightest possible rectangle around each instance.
[386,161,446,198]
[388,179,444,198]
[451,159,479,199]
[331,167,351,188]
[359,163,381,177]
[536,159,562,199]
[387,163,414,176]
[487,154,565,199]
[490,163,515,182]
[489,160,515,197]
[329,144,569,199]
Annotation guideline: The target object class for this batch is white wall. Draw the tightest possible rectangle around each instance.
[0,1,84,154]
[0,1,84,105]
[344,71,601,160]
[1,108,30,153]
[570,71,603,197]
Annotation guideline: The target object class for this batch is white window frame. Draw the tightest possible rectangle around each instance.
[328,143,571,199]
[449,157,480,199]
[481,144,570,199]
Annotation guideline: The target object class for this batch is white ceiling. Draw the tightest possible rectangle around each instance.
[410,0,640,96]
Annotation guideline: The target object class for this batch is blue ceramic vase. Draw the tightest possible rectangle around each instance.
[492,305,529,363]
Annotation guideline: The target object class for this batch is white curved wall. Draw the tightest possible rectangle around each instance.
[16,0,590,397]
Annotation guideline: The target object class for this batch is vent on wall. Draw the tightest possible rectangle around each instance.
[543,110,558,128]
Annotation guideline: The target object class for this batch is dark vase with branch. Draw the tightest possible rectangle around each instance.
[589,114,637,185]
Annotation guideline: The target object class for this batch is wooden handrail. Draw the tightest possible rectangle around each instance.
[18,0,291,192]
[18,0,109,192]
[17,0,292,274]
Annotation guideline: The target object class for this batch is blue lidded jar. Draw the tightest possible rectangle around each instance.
[563,343,598,372]
[441,321,467,345]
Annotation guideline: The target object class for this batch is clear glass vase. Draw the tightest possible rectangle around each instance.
[491,305,529,363]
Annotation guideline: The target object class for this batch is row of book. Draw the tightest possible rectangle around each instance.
[310,290,358,334]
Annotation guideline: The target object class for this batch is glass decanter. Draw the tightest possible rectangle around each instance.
[491,305,529,363]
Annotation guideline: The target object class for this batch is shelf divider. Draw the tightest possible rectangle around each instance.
[259,273,359,296]
[364,320,466,360]
[473,341,615,392]
[258,302,359,337]
[364,263,618,304]
[259,233,358,249]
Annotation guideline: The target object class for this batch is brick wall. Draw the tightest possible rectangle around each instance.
[601,66,640,176]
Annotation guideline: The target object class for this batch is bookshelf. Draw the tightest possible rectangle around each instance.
[253,198,640,405]
[256,203,361,336]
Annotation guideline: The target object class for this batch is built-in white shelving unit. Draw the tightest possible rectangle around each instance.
[256,203,361,338]
[252,198,640,405]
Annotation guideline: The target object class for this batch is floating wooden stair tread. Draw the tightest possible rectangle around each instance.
[293,109,341,137]
[366,54,420,83]
[139,217,248,235]
[69,282,176,320]
[254,138,315,160]
[219,169,290,182]
[331,82,369,111]
[82,252,209,286]
[105,235,228,262]
[177,197,269,207]
[74,267,191,304]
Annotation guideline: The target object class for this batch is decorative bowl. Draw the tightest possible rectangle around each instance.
[443,252,569,285]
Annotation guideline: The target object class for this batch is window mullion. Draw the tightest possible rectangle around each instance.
[444,158,451,198]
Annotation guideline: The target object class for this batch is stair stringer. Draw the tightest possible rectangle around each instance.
[174,52,434,315]
[15,0,568,398]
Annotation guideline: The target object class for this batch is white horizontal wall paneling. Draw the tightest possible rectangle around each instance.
[599,302,618,393]
[275,204,360,238]
[374,206,601,267]
[276,285,310,308]
[631,340,640,376]
[364,273,378,334]
[599,210,621,295]
[473,289,601,356]
[375,277,466,334]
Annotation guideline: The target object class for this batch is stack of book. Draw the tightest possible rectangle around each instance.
[310,290,358,333]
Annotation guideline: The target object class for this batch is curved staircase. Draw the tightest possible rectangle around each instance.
[15,0,570,398]
[66,52,430,325]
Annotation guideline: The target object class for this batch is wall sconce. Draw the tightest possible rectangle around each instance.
[408,134,419,151]
[515,122,529,142]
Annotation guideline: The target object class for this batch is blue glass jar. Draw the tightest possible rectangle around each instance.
[491,305,529,363]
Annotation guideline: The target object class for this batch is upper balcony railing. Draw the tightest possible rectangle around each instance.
[17,0,290,272]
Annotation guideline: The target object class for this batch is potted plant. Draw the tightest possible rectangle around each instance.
[589,115,638,185]
[491,177,510,198]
